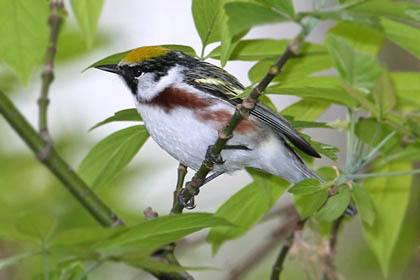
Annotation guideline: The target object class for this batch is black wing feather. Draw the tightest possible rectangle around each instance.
[182,57,321,158]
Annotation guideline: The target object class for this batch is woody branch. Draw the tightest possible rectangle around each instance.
[38,0,65,143]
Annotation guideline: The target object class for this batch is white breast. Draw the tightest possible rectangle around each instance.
[135,101,219,170]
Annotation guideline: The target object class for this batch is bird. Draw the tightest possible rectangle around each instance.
[95,46,322,186]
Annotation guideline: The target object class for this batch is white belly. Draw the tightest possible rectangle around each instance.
[136,103,220,170]
[135,102,314,183]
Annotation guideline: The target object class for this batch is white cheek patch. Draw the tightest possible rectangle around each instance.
[136,65,185,102]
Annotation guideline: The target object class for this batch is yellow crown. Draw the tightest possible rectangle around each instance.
[123,46,169,64]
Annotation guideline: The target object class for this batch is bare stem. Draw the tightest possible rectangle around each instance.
[0,90,123,227]
[270,219,306,280]
[38,0,65,141]
[145,207,194,280]
[321,216,345,280]
[171,164,188,214]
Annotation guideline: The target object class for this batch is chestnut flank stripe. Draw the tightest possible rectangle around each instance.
[145,87,212,112]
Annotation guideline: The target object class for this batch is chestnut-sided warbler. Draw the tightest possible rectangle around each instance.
[95,46,322,184]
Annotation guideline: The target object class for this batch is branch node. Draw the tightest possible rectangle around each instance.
[187,180,200,195]
[144,207,159,220]
[218,128,233,140]
[36,141,53,161]
[269,64,281,76]
[236,104,250,118]
[288,39,301,56]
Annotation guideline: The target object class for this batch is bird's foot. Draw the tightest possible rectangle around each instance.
[178,188,196,210]
[223,144,251,151]
[205,145,224,165]
[344,202,358,217]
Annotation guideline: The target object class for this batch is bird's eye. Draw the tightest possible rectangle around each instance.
[132,68,143,77]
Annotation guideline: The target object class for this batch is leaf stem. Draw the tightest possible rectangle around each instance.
[0,90,123,227]
[351,131,396,174]
[38,0,65,142]
[345,108,355,174]
[348,168,420,180]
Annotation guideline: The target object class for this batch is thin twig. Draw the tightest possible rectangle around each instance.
[172,23,318,214]
[0,90,123,227]
[144,207,194,280]
[329,216,344,253]
[171,164,188,214]
[270,219,306,280]
[348,168,420,180]
[227,212,300,280]
[38,0,65,142]
[321,215,345,280]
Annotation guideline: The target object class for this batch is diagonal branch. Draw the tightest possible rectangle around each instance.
[38,0,65,142]
[171,22,321,214]
[321,215,345,280]
[270,219,306,280]
[0,90,123,227]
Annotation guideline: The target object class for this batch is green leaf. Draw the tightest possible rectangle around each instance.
[15,212,57,241]
[391,72,420,111]
[355,118,400,154]
[95,213,233,250]
[280,99,330,122]
[317,186,351,221]
[0,250,42,270]
[211,39,287,61]
[352,184,376,226]
[78,125,149,188]
[302,1,420,29]
[225,2,288,36]
[379,143,420,167]
[268,86,356,107]
[56,26,111,63]
[288,119,330,130]
[326,34,383,92]
[309,140,339,161]
[328,22,385,55]
[90,109,142,131]
[317,166,339,182]
[121,254,212,272]
[288,178,322,195]
[350,1,420,25]
[306,2,420,59]
[380,17,420,60]
[261,0,295,17]
[71,0,104,48]
[0,0,49,83]
[192,0,225,49]
[210,39,326,61]
[246,45,331,83]
[362,160,412,277]
[51,226,122,247]
[343,84,377,113]
[372,71,396,119]
[85,45,197,71]
[294,188,329,219]
[266,76,358,107]
[207,169,289,254]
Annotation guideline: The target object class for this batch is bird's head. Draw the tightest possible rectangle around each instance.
[95,46,192,101]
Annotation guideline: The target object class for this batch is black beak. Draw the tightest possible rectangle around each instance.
[95,64,120,74]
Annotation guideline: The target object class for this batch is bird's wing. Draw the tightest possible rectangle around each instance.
[184,62,321,158]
